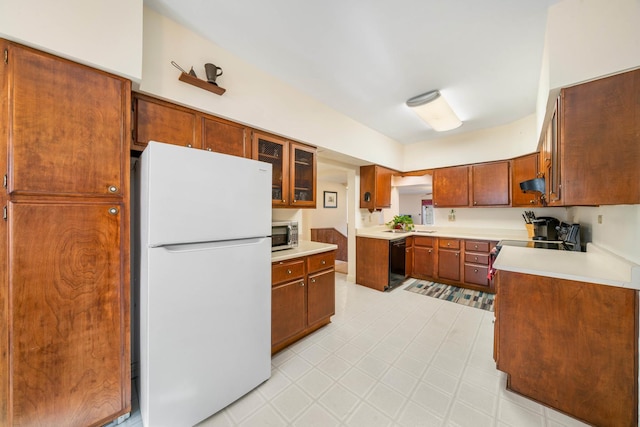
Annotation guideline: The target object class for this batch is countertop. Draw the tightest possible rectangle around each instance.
[356,226,529,242]
[493,243,640,290]
[356,226,640,291]
[271,240,338,263]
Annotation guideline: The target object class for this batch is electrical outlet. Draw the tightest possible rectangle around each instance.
[597,214,603,224]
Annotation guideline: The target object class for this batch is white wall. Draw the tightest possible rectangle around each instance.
[536,0,640,137]
[304,181,348,236]
[0,0,143,81]
[570,205,640,265]
[139,8,404,171]
[402,114,537,171]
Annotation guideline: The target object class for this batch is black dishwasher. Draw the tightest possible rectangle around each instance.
[388,238,406,290]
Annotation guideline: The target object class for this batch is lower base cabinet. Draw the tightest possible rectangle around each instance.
[495,270,638,427]
[271,250,336,353]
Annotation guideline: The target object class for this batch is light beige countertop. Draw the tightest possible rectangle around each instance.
[494,243,640,290]
[271,240,338,263]
[356,226,529,242]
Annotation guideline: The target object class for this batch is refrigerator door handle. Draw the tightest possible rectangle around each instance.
[156,237,268,252]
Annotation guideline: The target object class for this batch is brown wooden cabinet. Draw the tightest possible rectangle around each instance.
[360,165,395,210]
[253,132,316,208]
[356,236,390,291]
[540,68,640,206]
[412,236,435,279]
[495,270,638,427]
[432,165,469,207]
[511,153,542,206]
[437,238,461,282]
[463,240,496,291]
[271,259,306,347]
[1,40,130,427]
[271,250,335,353]
[470,161,510,206]
[132,92,251,157]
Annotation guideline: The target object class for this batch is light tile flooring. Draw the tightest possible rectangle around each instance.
[118,273,589,427]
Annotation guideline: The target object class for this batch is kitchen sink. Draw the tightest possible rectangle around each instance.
[383,229,410,233]
[414,230,437,233]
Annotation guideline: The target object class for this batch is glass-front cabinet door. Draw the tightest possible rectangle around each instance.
[253,132,289,207]
[290,143,316,208]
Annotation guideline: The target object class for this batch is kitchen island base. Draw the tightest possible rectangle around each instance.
[494,270,638,427]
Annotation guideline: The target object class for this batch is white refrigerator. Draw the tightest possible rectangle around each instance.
[135,142,272,427]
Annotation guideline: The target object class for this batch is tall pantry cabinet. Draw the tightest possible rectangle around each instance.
[0,40,131,426]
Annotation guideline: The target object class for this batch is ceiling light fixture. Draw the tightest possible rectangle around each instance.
[406,90,462,132]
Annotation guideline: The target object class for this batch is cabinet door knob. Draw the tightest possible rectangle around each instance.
[299,281,305,287]
[428,249,432,253]
[108,207,119,215]
[108,185,119,193]
[447,242,451,247]
[282,199,286,203]
[287,269,292,274]
[186,144,192,148]
[321,260,326,265]
[455,252,459,257]
[473,201,477,206]
[474,268,478,273]
[293,199,297,203]
[207,147,212,152]
[311,278,316,284]
[474,244,478,249]
[474,256,478,261]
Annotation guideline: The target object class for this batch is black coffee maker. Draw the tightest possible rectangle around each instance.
[532,217,560,240]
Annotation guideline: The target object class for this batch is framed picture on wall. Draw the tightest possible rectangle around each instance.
[323,191,338,208]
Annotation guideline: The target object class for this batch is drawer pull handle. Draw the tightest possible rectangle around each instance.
[474,256,478,261]
[287,269,292,274]
[474,268,478,273]
[321,260,326,265]
[447,242,451,247]
[474,245,478,249]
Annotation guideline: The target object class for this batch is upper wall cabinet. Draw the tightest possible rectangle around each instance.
[432,161,510,208]
[253,132,316,208]
[132,93,251,157]
[471,161,510,207]
[547,68,640,206]
[5,41,128,198]
[360,165,395,211]
[432,166,469,207]
[512,153,543,207]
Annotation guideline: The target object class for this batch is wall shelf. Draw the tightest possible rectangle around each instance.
[178,72,226,95]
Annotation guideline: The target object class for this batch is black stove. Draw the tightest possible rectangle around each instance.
[497,239,568,251]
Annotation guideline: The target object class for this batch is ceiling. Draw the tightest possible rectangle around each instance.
[144,0,557,146]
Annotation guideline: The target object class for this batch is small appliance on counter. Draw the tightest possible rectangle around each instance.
[532,216,560,240]
[271,220,298,251]
[556,222,582,251]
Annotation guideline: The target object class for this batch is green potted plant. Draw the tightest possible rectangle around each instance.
[386,215,415,231]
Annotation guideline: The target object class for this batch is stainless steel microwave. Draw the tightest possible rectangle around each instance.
[271,221,298,251]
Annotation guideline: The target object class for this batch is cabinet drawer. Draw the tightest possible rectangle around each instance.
[414,236,434,247]
[465,240,490,253]
[464,253,489,265]
[272,259,305,285]
[439,239,460,249]
[307,251,335,274]
[464,264,489,286]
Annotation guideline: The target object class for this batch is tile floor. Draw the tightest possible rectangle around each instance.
[118,273,589,427]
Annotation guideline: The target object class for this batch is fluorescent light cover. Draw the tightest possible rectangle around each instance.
[407,90,462,132]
